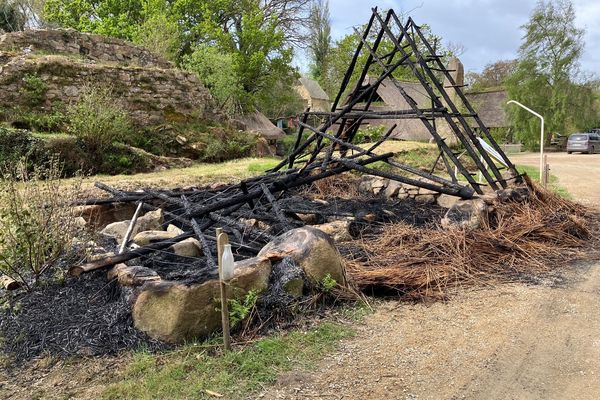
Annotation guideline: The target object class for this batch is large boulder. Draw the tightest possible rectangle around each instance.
[441,199,489,230]
[132,256,271,343]
[258,227,346,286]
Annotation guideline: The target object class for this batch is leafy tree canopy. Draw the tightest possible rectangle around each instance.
[505,0,599,149]
[43,0,308,115]
[320,20,454,103]
[466,60,517,92]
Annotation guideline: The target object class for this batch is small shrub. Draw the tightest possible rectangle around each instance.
[17,108,67,132]
[0,127,46,165]
[319,274,337,293]
[0,159,83,289]
[229,290,258,328]
[354,125,386,144]
[199,131,257,162]
[20,74,48,106]
[66,85,132,152]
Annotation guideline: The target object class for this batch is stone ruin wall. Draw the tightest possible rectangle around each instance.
[0,29,172,68]
[0,30,219,126]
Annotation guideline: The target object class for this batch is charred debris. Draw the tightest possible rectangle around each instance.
[69,8,524,280]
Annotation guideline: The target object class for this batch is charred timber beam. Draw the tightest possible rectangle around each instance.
[352,22,484,194]
[191,152,394,218]
[337,158,474,198]
[369,12,499,190]
[305,109,446,119]
[289,107,311,169]
[331,8,378,111]
[182,195,217,270]
[208,212,275,242]
[297,120,471,196]
[260,184,295,231]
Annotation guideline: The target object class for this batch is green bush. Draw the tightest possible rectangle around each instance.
[16,108,67,132]
[0,159,84,289]
[196,130,257,162]
[66,85,132,152]
[0,127,46,165]
[354,125,386,144]
[20,74,48,106]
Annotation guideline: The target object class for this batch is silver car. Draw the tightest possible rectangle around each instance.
[567,133,600,154]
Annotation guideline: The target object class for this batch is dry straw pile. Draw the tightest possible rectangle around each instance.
[345,180,595,299]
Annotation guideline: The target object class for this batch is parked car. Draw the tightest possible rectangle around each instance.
[567,132,600,154]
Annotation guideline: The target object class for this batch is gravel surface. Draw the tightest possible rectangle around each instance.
[261,261,600,400]
[511,152,600,206]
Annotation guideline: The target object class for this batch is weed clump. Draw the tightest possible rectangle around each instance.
[66,85,132,152]
[0,159,84,289]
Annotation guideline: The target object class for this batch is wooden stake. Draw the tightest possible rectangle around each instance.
[119,201,144,254]
[216,228,231,351]
[543,154,549,188]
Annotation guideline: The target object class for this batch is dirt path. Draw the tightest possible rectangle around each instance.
[511,152,600,206]
[261,153,600,400]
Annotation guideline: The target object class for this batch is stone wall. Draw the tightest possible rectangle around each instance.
[359,174,462,208]
[0,29,172,68]
[0,30,219,126]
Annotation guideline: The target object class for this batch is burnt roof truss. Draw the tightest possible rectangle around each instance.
[273,7,521,196]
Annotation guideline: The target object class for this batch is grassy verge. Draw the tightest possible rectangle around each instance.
[71,157,280,193]
[517,164,571,199]
[101,322,356,400]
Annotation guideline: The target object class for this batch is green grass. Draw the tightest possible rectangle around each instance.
[247,158,280,172]
[69,157,280,192]
[101,322,355,400]
[517,164,572,199]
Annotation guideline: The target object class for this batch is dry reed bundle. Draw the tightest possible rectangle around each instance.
[302,173,362,200]
[345,181,594,299]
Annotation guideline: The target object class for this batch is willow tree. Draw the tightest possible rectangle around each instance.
[506,0,598,149]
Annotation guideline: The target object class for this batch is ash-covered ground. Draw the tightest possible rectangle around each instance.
[0,185,444,363]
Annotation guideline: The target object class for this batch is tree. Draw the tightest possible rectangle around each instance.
[505,0,599,149]
[466,60,517,91]
[307,0,331,82]
[183,44,243,114]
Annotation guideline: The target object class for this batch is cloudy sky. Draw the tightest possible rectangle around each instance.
[325,0,600,74]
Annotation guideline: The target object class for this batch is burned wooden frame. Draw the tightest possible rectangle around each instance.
[71,8,521,276]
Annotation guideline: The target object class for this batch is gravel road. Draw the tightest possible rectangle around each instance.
[511,152,600,206]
